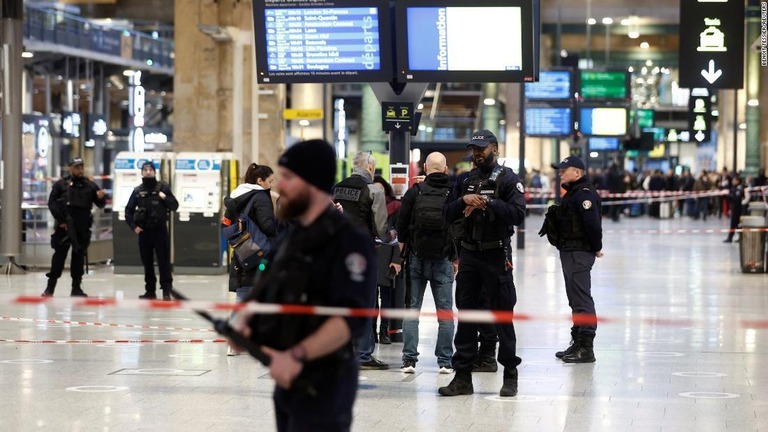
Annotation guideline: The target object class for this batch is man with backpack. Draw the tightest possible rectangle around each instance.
[396,152,456,374]
[124,161,179,300]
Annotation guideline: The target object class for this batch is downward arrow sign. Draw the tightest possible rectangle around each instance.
[700,60,722,84]
[395,122,401,129]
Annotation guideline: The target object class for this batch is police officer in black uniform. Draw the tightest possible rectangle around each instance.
[441,129,526,397]
[41,157,107,298]
[550,156,603,363]
[124,161,179,300]
[723,175,749,243]
[229,140,375,432]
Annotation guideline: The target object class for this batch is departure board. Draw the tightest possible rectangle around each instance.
[524,107,572,136]
[579,71,629,100]
[253,0,392,83]
[524,70,572,100]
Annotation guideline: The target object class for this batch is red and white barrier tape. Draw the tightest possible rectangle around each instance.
[3,296,768,330]
[0,338,226,344]
[516,227,768,234]
[0,316,212,332]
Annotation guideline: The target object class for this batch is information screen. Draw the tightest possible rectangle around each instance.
[395,0,535,82]
[579,107,627,136]
[589,137,620,151]
[524,107,572,136]
[524,70,572,100]
[253,0,392,83]
[579,71,629,99]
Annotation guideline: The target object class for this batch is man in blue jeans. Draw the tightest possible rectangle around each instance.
[396,152,456,374]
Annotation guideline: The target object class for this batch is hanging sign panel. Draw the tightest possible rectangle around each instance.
[679,0,744,89]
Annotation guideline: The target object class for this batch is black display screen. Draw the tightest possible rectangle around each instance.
[253,0,393,83]
[395,0,536,83]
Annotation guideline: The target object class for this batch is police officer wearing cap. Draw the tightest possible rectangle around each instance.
[41,157,107,297]
[549,156,603,363]
[440,129,526,397]
[125,161,179,300]
[229,139,375,431]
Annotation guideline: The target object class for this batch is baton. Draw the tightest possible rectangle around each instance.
[169,288,317,397]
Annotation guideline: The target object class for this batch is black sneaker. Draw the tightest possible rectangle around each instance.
[41,290,54,298]
[70,289,88,298]
[139,292,158,300]
[360,356,389,370]
[401,360,416,373]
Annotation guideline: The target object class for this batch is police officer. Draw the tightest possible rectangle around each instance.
[41,157,107,297]
[333,151,394,370]
[550,156,603,363]
[441,129,526,397]
[124,161,179,300]
[229,139,375,432]
[723,175,750,243]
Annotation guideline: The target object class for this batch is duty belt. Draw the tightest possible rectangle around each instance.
[461,240,504,251]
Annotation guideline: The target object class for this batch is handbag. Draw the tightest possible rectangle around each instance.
[223,192,272,271]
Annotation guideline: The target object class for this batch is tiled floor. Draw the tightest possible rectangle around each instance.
[1,213,767,431]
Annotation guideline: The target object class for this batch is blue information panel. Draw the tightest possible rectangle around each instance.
[253,0,392,83]
[525,107,572,136]
[524,70,572,100]
[589,137,620,151]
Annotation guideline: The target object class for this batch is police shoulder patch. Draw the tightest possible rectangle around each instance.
[345,253,367,283]
[516,182,525,193]
[582,200,592,210]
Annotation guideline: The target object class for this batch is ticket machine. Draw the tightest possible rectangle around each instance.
[172,152,235,274]
[112,152,174,274]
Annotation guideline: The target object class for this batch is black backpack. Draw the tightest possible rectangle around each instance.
[410,183,450,259]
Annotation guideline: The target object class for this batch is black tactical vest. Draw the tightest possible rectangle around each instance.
[67,177,94,209]
[556,185,595,251]
[134,183,164,228]
[463,166,509,243]
[333,175,374,237]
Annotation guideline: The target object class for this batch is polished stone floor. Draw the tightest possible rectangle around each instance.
[1,213,767,431]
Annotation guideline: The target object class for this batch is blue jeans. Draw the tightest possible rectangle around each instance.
[402,255,455,367]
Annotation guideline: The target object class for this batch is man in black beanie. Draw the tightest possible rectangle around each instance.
[228,139,376,432]
[124,161,179,300]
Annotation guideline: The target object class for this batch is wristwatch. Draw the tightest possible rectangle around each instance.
[290,344,307,363]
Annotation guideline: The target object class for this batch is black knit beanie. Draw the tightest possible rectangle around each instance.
[278,139,337,193]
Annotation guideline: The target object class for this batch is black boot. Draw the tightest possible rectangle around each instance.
[139,291,158,300]
[472,344,498,372]
[562,333,596,363]
[379,325,391,344]
[500,368,518,397]
[556,329,579,359]
[438,370,473,396]
[70,280,88,298]
[41,279,56,297]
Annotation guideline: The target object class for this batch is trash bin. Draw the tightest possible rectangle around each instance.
[739,216,767,273]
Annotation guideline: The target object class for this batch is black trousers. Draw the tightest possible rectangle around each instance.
[452,247,521,372]
[274,358,357,432]
[560,250,597,334]
[726,207,742,241]
[138,226,172,291]
[47,226,88,288]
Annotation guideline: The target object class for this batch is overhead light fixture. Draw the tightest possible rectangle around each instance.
[123,70,136,77]
[483,98,496,106]
[21,51,33,58]
[645,59,653,66]
[590,151,599,158]
[620,18,630,26]
[747,99,759,107]
[587,18,597,25]
[628,31,640,39]
[640,41,650,49]
[626,15,640,39]
[628,66,634,73]
[602,17,613,25]
[298,119,310,127]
